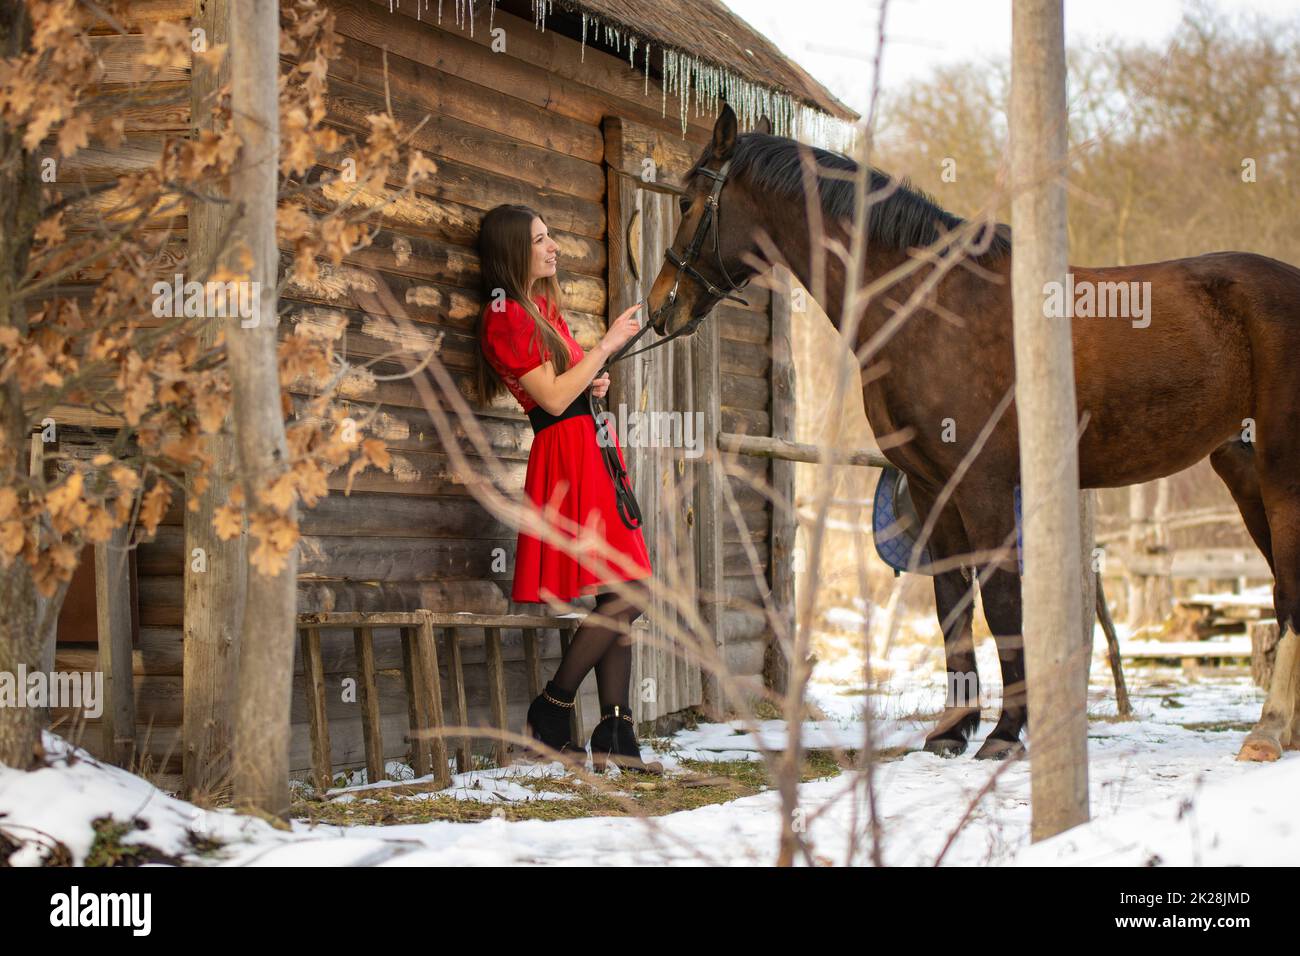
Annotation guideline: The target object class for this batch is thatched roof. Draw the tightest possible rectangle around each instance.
[487,0,861,152]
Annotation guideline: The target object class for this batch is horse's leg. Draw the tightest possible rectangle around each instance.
[954,493,1027,760]
[1237,416,1300,759]
[909,482,982,757]
[1208,439,1298,757]
[1209,439,1274,575]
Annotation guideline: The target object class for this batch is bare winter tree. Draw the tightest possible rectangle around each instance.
[1009,0,1089,839]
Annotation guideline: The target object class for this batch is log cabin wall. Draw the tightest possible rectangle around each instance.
[55,0,791,785]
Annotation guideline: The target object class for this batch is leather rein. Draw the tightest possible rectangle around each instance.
[589,157,753,529]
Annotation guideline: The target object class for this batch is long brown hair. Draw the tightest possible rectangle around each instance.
[476,204,572,407]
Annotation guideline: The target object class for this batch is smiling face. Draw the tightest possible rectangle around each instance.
[527,216,559,287]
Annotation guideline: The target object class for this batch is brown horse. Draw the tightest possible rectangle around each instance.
[646,103,1300,761]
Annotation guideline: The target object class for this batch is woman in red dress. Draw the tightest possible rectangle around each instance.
[476,203,661,773]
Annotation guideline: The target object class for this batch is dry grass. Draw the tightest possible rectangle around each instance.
[289,750,854,827]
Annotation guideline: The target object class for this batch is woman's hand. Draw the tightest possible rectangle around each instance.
[589,370,611,399]
[599,301,644,355]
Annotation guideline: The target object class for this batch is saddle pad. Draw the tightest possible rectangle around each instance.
[872,469,1025,576]
[872,465,933,574]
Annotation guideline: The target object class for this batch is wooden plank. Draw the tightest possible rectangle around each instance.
[297,610,583,628]
[414,615,451,787]
[1116,639,1253,659]
[522,627,542,700]
[482,626,509,767]
[352,0,723,142]
[765,267,795,696]
[558,626,584,745]
[183,0,244,801]
[329,32,604,163]
[1125,549,1271,579]
[352,627,385,784]
[300,628,333,791]
[325,78,604,203]
[441,627,471,774]
[398,626,431,778]
[719,432,889,469]
[96,525,137,769]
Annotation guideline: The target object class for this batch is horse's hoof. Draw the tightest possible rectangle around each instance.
[923,736,968,758]
[973,736,1024,760]
[1237,732,1283,762]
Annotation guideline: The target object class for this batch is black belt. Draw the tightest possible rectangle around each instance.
[526,390,644,530]
[526,391,595,433]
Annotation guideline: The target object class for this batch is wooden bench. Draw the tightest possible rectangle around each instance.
[295,610,585,792]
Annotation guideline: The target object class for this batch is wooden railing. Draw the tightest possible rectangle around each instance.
[295,610,584,792]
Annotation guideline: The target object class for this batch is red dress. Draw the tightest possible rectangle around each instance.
[480,293,653,603]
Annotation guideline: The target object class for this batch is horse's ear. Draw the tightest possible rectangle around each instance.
[755,115,772,135]
[711,101,738,160]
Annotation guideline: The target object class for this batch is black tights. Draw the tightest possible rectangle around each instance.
[551,579,651,711]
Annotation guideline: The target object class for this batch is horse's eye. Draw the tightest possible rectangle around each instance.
[678,197,690,215]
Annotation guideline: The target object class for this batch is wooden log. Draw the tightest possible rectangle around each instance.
[346,0,725,140]
[352,627,385,784]
[765,267,795,698]
[414,615,451,788]
[398,626,430,778]
[183,0,246,803]
[692,241,725,717]
[325,78,603,203]
[300,628,333,791]
[329,33,603,163]
[1250,619,1280,690]
[441,627,471,774]
[482,626,509,767]
[558,626,584,744]
[296,580,510,617]
[719,432,890,469]
[522,627,542,700]
[719,337,772,378]
[96,525,137,769]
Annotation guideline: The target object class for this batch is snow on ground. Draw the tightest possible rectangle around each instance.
[1,605,1294,866]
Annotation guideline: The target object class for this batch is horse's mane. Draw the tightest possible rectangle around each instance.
[686,132,1010,261]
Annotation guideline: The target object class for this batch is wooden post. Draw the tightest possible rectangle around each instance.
[229,0,298,819]
[414,614,450,787]
[184,0,246,801]
[559,626,584,744]
[1126,484,1146,627]
[352,627,384,784]
[1010,0,1090,840]
[692,262,725,718]
[441,627,470,774]
[96,524,136,769]
[300,627,331,792]
[398,626,430,778]
[764,266,796,696]
[522,627,542,699]
[483,626,509,767]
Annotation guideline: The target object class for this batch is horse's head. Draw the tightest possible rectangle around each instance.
[647,103,768,337]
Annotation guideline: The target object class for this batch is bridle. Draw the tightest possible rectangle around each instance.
[591,155,752,529]
[596,157,753,374]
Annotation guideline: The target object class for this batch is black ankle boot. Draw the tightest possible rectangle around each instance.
[589,704,663,775]
[524,681,586,765]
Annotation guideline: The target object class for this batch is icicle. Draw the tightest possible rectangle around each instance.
[580,11,586,62]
